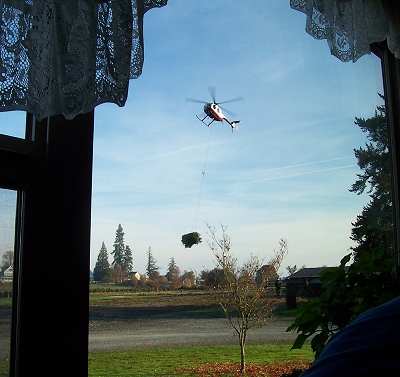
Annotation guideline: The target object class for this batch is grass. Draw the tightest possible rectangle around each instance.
[90,294,138,302]
[0,360,8,377]
[89,294,162,306]
[274,308,302,318]
[89,291,220,310]
[0,299,12,308]
[0,345,311,377]
[89,345,313,376]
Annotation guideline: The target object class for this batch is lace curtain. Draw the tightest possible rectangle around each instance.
[0,0,167,121]
[291,0,400,62]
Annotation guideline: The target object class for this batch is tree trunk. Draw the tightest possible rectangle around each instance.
[240,333,246,373]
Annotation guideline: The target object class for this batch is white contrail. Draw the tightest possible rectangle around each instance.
[232,164,357,186]
[215,156,355,181]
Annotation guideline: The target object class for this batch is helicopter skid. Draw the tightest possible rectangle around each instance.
[196,114,214,127]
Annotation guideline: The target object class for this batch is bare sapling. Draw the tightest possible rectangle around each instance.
[206,223,289,374]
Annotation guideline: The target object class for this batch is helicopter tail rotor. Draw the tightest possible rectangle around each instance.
[230,120,241,132]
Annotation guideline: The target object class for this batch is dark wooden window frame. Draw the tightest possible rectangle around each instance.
[372,42,400,273]
[0,112,94,375]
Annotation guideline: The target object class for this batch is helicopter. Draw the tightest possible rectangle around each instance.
[186,86,244,131]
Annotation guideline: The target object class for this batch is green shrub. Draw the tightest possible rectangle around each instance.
[287,248,400,359]
[181,232,202,248]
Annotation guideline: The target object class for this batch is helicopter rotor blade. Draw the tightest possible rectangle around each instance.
[208,86,216,103]
[185,97,208,104]
[220,106,237,117]
[218,96,244,105]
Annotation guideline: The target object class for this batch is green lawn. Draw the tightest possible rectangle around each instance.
[0,298,12,307]
[89,345,313,376]
[0,345,311,377]
[0,360,8,377]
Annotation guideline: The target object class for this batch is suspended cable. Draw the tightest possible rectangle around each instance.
[192,124,213,231]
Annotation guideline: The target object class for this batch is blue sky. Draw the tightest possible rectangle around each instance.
[91,0,383,276]
[0,190,17,261]
[0,1,384,277]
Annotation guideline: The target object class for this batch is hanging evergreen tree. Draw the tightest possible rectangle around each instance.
[93,242,111,282]
[123,245,133,273]
[111,224,125,267]
[145,246,160,279]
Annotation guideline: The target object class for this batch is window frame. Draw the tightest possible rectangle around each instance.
[372,42,400,274]
[0,112,94,376]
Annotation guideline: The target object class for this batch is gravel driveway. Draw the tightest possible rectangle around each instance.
[89,317,298,352]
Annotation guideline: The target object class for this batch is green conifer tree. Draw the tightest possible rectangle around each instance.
[145,246,159,279]
[166,257,180,281]
[350,99,393,258]
[123,245,133,273]
[93,242,111,282]
[111,224,125,267]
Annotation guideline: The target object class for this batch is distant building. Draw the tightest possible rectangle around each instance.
[255,264,279,284]
[129,271,141,281]
[0,265,13,283]
[285,267,330,296]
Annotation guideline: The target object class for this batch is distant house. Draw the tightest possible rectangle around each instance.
[129,271,141,281]
[0,265,13,283]
[255,264,279,284]
[285,267,330,296]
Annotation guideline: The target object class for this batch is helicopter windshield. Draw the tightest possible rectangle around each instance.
[212,104,220,113]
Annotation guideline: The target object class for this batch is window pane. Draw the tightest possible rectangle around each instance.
[90,2,387,374]
[92,3,384,282]
[0,112,26,139]
[0,188,16,375]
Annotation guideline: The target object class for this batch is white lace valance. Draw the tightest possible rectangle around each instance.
[291,0,400,62]
[0,0,167,121]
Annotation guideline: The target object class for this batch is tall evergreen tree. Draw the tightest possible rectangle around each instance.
[123,245,133,273]
[166,257,180,281]
[93,242,111,282]
[112,224,125,267]
[166,257,181,288]
[166,257,176,280]
[145,246,159,278]
[349,99,393,258]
